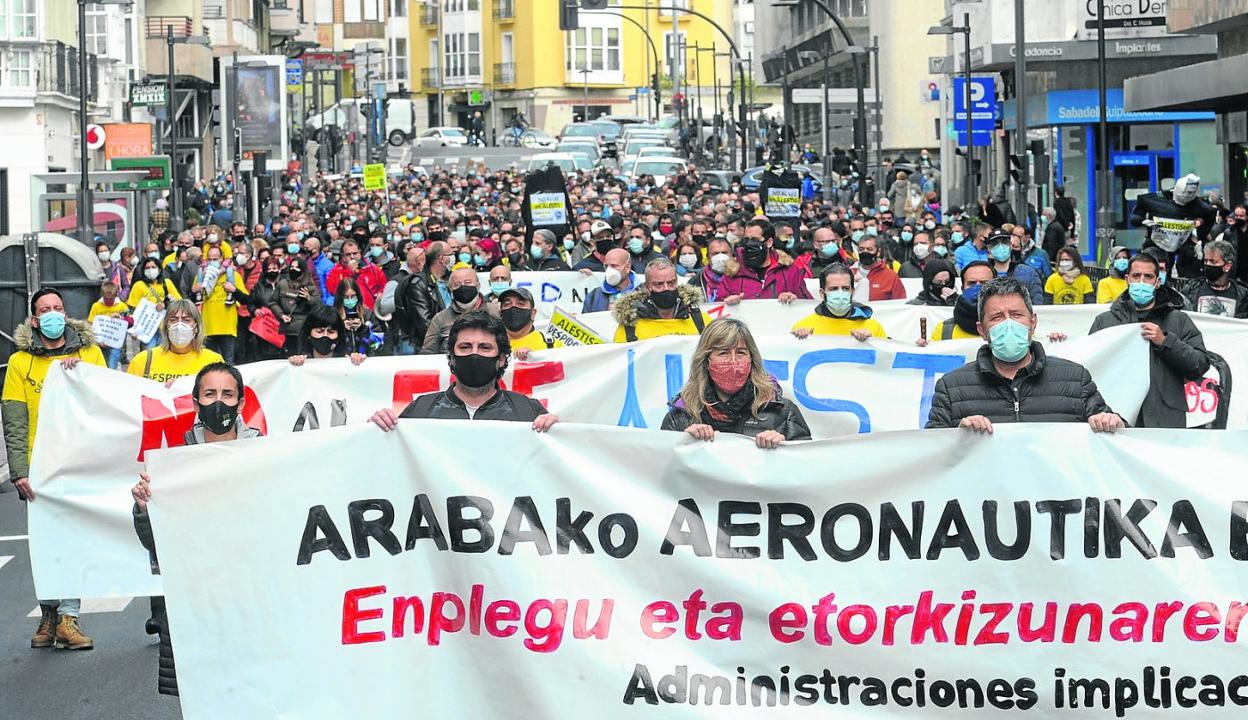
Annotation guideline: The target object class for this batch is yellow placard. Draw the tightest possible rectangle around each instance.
[548,306,605,346]
[362,164,387,191]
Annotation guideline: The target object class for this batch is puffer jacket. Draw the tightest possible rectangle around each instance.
[926,342,1117,428]
[2,319,98,481]
[661,384,812,441]
[132,418,263,696]
[399,385,547,420]
[1089,285,1210,428]
[718,248,813,300]
[611,283,708,342]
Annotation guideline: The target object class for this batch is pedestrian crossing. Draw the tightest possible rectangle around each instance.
[26,597,134,618]
[0,555,11,572]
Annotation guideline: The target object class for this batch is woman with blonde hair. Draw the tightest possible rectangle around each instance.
[661,318,810,448]
[127,299,223,383]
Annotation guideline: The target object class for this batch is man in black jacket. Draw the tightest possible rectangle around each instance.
[1184,239,1248,319]
[369,311,559,428]
[391,244,441,355]
[926,277,1126,433]
[1091,253,1211,428]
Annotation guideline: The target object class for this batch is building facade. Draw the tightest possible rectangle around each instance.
[409,0,734,137]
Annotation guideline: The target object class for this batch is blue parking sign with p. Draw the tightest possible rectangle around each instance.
[952,76,994,147]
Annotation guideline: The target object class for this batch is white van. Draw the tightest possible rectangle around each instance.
[307,98,418,147]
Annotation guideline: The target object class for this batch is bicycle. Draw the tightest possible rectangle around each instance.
[501,126,540,148]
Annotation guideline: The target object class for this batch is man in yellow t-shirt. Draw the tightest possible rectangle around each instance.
[496,287,562,359]
[1,288,106,651]
[791,263,887,341]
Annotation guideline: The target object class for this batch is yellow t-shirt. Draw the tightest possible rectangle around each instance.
[613,313,713,343]
[2,342,107,456]
[128,279,182,307]
[127,347,223,384]
[791,313,888,337]
[930,319,980,342]
[87,299,130,321]
[510,330,563,353]
[1097,275,1128,304]
[1044,273,1094,305]
[198,269,248,337]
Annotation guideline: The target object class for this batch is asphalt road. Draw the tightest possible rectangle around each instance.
[0,491,181,719]
[385,142,547,172]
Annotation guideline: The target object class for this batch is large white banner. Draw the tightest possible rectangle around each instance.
[148,422,1248,719]
[28,328,1149,600]
[577,301,1247,429]
[483,270,605,320]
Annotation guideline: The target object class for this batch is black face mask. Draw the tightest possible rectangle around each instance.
[265,271,279,282]
[594,238,616,255]
[1205,264,1227,282]
[428,230,446,242]
[452,352,501,388]
[196,400,238,436]
[452,285,479,305]
[500,306,532,333]
[650,288,678,310]
[742,241,768,269]
[858,252,878,268]
[691,234,710,246]
[930,282,956,305]
[309,335,337,356]
[287,266,302,277]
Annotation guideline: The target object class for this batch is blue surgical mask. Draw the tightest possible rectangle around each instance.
[563,238,575,251]
[1113,257,1129,273]
[370,246,384,258]
[900,231,914,243]
[988,319,1031,363]
[990,244,1012,263]
[1128,281,1156,306]
[37,310,66,340]
[343,297,359,310]
[529,244,545,260]
[933,245,949,257]
[208,260,222,270]
[287,243,301,255]
[784,236,795,250]
[475,254,488,266]
[628,237,646,254]
[950,231,965,245]
[851,230,865,243]
[1159,271,1168,284]
[490,281,510,296]
[962,283,983,305]
[867,226,879,237]
[458,252,471,264]
[824,290,853,316]
[819,243,839,258]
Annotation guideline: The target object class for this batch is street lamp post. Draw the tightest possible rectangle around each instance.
[580,68,591,122]
[929,16,974,210]
[76,0,132,244]
[165,26,210,233]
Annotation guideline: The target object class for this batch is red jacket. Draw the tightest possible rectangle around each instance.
[862,263,907,301]
[326,262,387,309]
[718,248,813,301]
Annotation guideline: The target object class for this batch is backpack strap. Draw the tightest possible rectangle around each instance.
[143,349,155,379]
[689,309,706,334]
[543,333,555,349]
[939,320,955,341]
[624,324,639,343]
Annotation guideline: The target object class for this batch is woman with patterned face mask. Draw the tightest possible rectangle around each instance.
[661,318,811,449]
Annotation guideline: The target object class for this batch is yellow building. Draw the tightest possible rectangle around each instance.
[410,0,733,135]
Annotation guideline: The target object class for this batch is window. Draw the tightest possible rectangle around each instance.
[345,0,361,22]
[443,32,480,78]
[315,0,333,23]
[124,17,133,65]
[664,31,685,80]
[390,0,406,17]
[660,0,689,15]
[11,0,36,39]
[85,5,107,56]
[363,0,380,21]
[566,26,621,72]
[467,33,480,74]
[500,32,513,63]
[6,48,32,87]
[391,38,407,81]
[429,37,439,73]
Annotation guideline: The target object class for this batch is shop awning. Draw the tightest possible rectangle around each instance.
[1124,54,1248,113]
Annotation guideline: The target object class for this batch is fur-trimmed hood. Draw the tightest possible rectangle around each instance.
[724,247,796,278]
[611,283,704,326]
[14,318,96,355]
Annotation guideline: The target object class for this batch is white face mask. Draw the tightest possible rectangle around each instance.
[678,253,698,269]
[604,267,624,287]
[710,253,730,273]
[924,220,936,231]
[913,244,931,260]
[168,321,196,348]
[1058,260,1074,272]
[145,267,161,281]
[97,251,110,262]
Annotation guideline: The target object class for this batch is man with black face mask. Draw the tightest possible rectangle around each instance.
[131,362,263,696]
[612,258,712,342]
[573,220,617,273]
[369,311,558,427]
[718,219,812,305]
[497,287,560,360]
[421,267,499,353]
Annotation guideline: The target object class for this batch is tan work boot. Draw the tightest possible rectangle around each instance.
[30,607,56,649]
[54,615,94,651]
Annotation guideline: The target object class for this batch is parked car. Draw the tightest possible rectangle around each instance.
[526,152,583,174]
[620,136,671,167]
[627,156,687,187]
[414,126,469,148]
[522,128,559,149]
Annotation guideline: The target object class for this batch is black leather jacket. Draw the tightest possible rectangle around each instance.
[400,385,547,421]
[661,390,812,441]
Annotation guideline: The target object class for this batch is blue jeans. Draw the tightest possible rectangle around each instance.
[143,331,161,351]
[39,599,81,618]
[206,335,236,364]
[103,346,122,369]
[394,338,418,356]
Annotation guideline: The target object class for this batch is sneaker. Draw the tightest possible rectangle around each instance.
[54,615,94,651]
[30,607,56,649]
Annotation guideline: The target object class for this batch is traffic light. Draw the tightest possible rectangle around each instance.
[559,0,577,31]
[650,73,659,96]
[581,0,609,8]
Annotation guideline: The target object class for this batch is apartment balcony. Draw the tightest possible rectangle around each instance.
[344,22,385,39]
[270,5,316,44]
[493,0,514,21]
[420,4,439,26]
[143,16,214,83]
[31,42,98,105]
[421,67,441,91]
[493,62,515,86]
